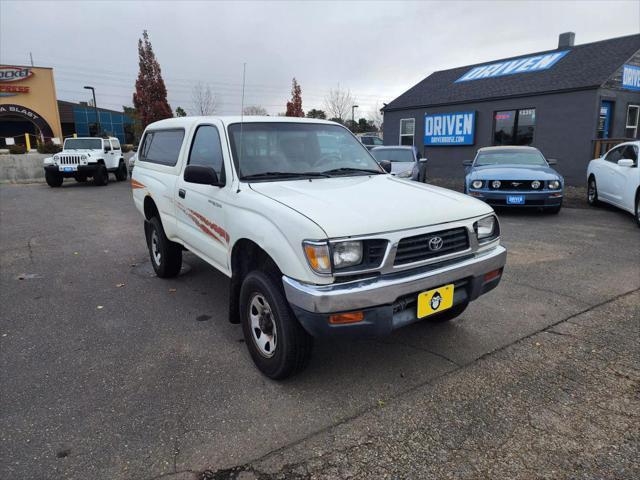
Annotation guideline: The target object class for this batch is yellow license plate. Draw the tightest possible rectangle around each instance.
[417,284,455,319]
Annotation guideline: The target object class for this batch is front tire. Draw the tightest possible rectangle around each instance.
[115,161,128,181]
[45,171,63,188]
[93,164,108,186]
[635,192,640,228]
[240,271,313,379]
[587,177,599,206]
[146,216,182,278]
[428,302,468,323]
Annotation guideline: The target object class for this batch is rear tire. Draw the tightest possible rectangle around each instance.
[45,171,63,188]
[240,270,313,379]
[93,164,108,186]
[146,216,182,278]
[428,302,468,323]
[587,177,599,206]
[115,161,128,181]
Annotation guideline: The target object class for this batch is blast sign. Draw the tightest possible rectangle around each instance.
[424,112,475,146]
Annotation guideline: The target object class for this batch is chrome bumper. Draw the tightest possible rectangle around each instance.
[283,245,507,313]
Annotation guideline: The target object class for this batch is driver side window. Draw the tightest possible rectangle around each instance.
[188,125,225,181]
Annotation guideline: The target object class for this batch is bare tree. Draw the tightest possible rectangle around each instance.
[324,86,355,122]
[368,101,384,130]
[191,82,218,115]
[243,105,268,116]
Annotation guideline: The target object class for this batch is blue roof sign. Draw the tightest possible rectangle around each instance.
[456,50,569,83]
[622,64,640,91]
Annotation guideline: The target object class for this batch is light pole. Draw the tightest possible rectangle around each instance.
[84,86,100,136]
[351,104,359,130]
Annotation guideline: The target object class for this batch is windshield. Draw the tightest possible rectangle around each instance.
[64,138,102,150]
[361,136,383,146]
[475,150,547,166]
[371,148,414,163]
[228,122,382,180]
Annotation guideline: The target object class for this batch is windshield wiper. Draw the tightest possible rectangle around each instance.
[321,167,383,175]
[241,171,331,180]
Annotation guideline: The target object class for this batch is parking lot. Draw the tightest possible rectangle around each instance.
[1,180,639,479]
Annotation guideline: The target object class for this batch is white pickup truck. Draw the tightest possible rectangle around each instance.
[132,117,506,379]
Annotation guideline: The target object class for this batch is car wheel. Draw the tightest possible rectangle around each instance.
[545,205,562,214]
[428,302,468,323]
[146,216,182,278]
[93,164,109,186]
[45,171,63,188]
[115,161,128,181]
[74,174,87,182]
[240,270,313,379]
[635,192,640,228]
[587,177,599,206]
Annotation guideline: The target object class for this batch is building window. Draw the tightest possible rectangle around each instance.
[399,118,415,146]
[493,108,536,146]
[626,104,639,139]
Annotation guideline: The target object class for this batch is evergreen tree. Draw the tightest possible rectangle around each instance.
[175,106,187,117]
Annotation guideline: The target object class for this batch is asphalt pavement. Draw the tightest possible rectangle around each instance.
[1,180,638,480]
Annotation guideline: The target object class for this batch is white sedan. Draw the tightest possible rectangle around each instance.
[587,140,640,226]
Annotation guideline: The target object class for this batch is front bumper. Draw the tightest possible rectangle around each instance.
[283,245,506,336]
[45,164,100,177]
[468,189,563,207]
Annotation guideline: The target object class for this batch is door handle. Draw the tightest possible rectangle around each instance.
[178,189,186,199]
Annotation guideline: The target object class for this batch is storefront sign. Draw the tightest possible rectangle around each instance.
[0,85,30,97]
[622,64,640,91]
[0,104,54,137]
[456,51,569,82]
[424,112,475,146]
[0,66,33,82]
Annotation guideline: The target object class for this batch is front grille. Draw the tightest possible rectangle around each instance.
[394,227,469,265]
[59,155,82,165]
[490,180,542,191]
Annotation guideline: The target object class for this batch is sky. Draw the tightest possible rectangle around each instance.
[1,0,639,118]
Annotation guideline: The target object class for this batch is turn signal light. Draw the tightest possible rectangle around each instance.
[483,268,502,283]
[329,311,364,324]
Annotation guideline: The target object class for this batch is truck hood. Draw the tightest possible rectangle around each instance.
[467,164,561,181]
[249,175,492,238]
[58,149,102,155]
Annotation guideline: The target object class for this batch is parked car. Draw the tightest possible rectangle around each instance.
[43,136,128,187]
[358,134,383,150]
[132,117,506,379]
[587,140,640,226]
[371,145,427,182]
[128,152,137,174]
[464,146,564,213]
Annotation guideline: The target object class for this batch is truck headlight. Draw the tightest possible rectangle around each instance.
[303,241,331,274]
[331,241,363,269]
[548,180,561,189]
[474,215,499,242]
[472,180,483,189]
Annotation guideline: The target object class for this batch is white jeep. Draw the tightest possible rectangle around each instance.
[132,117,507,379]
[43,136,128,187]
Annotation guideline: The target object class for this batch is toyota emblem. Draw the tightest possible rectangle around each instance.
[428,236,444,251]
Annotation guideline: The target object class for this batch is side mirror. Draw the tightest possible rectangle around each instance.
[184,165,222,186]
[379,160,392,173]
[617,158,635,167]
[547,159,558,165]
[462,160,473,167]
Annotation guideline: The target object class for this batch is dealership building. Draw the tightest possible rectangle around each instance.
[382,33,640,184]
[0,64,134,149]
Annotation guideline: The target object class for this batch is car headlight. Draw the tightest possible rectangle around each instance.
[303,241,331,274]
[472,180,483,189]
[474,216,498,242]
[332,241,363,269]
[491,180,501,189]
[53,155,59,161]
[531,180,541,189]
[548,180,561,189]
